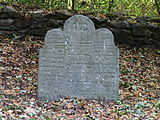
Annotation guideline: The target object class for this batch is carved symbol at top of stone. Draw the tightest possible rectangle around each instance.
[64,15,96,44]
[64,15,95,33]
[44,29,65,45]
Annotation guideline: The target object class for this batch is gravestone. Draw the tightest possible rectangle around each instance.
[38,15,119,101]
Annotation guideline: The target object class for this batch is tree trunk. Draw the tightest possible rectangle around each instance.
[108,0,114,12]
[72,0,75,10]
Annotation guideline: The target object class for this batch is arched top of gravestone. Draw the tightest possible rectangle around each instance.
[44,29,65,45]
[64,15,95,32]
[94,28,115,46]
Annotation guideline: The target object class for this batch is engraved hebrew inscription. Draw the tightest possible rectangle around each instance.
[38,15,119,101]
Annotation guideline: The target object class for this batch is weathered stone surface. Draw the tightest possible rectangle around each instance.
[110,21,129,29]
[146,23,157,30]
[38,15,119,101]
[136,16,150,23]
[25,28,47,36]
[30,19,48,29]
[133,37,153,46]
[0,19,14,26]
[111,28,133,44]
[31,13,43,18]
[0,25,20,31]
[152,32,160,45]
[0,12,24,19]
[0,5,159,48]
[47,19,63,27]
[44,12,70,20]
[131,26,152,37]
[2,6,17,13]
[15,19,32,28]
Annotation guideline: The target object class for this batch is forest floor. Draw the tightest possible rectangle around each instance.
[0,33,159,119]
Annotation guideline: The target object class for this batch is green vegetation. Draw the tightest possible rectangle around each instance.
[1,0,160,16]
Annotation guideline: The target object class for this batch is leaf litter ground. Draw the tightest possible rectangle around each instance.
[0,33,159,120]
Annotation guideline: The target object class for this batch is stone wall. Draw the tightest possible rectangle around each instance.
[0,6,160,48]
